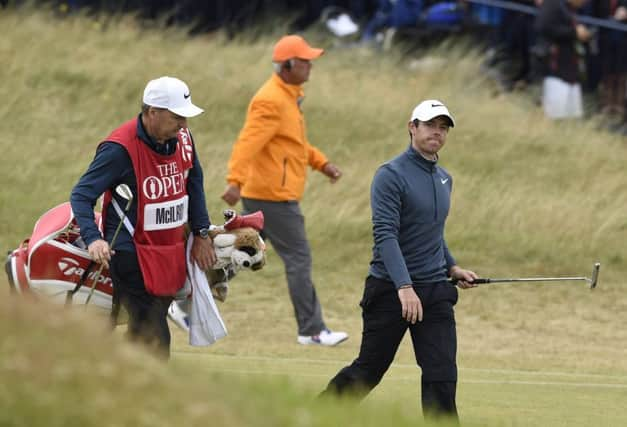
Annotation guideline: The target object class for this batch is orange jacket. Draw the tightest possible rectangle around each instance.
[226,73,329,201]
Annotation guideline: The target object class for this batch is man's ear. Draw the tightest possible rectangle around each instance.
[408,121,415,140]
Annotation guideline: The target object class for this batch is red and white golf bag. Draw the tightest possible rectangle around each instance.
[5,202,113,308]
[5,202,265,331]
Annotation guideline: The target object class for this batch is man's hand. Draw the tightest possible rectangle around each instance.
[191,235,217,271]
[576,24,592,42]
[615,6,627,20]
[221,184,241,206]
[88,239,113,269]
[398,286,423,324]
[450,265,479,289]
[322,163,342,183]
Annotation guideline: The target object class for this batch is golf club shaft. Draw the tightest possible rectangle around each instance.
[84,198,132,305]
[470,276,589,284]
[84,264,106,305]
[450,263,600,288]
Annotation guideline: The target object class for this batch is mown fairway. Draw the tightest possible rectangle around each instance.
[1,6,626,427]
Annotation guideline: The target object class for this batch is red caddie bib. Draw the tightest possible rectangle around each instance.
[102,117,194,296]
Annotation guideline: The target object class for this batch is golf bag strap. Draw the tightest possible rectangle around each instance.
[111,198,135,236]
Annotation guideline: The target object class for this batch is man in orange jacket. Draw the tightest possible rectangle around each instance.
[222,35,348,346]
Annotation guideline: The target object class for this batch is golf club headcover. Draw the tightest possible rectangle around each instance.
[223,210,264,231]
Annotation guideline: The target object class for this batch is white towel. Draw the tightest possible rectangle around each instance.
[186,234,228,346]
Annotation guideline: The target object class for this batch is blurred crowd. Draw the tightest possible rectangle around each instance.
[462,0,627,131]
[4,0,627,132]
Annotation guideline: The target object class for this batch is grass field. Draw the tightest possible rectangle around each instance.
[1,5,627,427]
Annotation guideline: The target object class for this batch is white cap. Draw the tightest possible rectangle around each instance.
[410,99,455,127]
[142,76,204,118]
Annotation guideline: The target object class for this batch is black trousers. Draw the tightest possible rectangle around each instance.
[110,250,174,359]
[323,276,459,420]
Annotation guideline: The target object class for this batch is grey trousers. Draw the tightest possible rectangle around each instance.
[242,198,326,336]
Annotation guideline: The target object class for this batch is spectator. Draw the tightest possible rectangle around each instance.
[535,0,593,119]
[471,0,505,52]
[361,0,424,43]
[499,3,538,89]
[598,0,627,118]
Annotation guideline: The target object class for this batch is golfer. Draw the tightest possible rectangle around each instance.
[70,76,216,358]
[321,100,477,421]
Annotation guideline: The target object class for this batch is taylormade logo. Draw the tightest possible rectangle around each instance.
[57,257,112,287]
[58,257,80,275]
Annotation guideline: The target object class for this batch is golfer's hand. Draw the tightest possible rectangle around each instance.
[450,265,479,289]
[221,184,241,206]
[398,286,423,324]
[322,162,342,183]
[88,239,113,269]
[191,235,217,271]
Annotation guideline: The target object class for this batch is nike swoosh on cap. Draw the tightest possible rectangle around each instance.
[184,92,190,99]
[431,103,444,107]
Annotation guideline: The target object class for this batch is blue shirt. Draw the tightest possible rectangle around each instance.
[70,114,211,252]
[368,145,456,288]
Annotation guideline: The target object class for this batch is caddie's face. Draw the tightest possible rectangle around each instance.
[146,107,188,143]
[409,116,450,159]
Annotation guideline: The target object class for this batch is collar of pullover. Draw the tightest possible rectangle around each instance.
[405,144,438,172]
[272,73,305,101]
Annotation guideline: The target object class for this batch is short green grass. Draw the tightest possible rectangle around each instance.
[1,6,626,427]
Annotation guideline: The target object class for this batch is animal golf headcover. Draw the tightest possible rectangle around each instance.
[206,211,266,302]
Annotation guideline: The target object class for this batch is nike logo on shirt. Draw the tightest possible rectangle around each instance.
[441,178,449,184]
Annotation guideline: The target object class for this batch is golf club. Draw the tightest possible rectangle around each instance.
[84,184,134,306]
[451,262,601,289]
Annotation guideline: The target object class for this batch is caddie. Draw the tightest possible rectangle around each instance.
[70,76,217,358]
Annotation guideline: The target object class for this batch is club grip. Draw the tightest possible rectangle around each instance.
[450,278,491,285]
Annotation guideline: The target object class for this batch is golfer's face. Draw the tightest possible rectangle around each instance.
[410,117,450,158]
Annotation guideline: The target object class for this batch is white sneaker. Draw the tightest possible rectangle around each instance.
[167,301,190,332]
[297,329,348,346]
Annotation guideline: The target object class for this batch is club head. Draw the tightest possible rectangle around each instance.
[115,184,133,202]
[589,262,600,289]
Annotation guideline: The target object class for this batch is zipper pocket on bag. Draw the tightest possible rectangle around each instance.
[282,158,287,186]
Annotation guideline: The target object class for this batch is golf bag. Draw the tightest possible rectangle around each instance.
[5,202,266,331]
